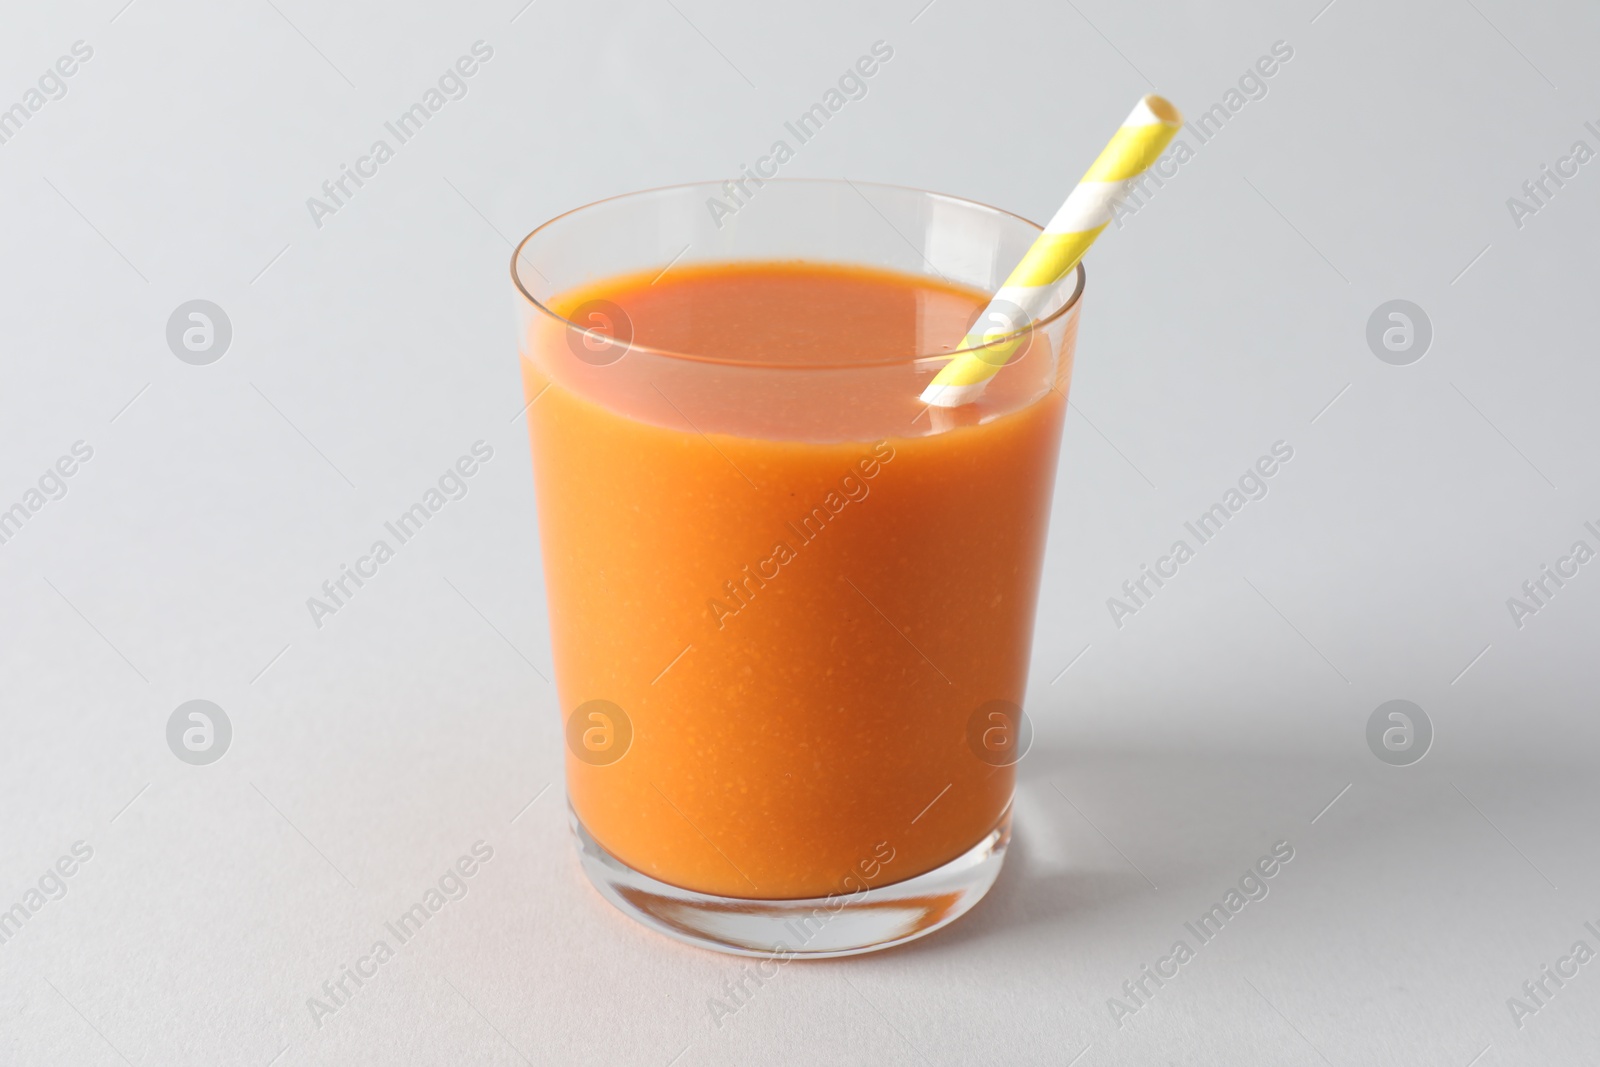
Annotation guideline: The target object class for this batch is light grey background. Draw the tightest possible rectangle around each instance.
[2,0,1597,1063]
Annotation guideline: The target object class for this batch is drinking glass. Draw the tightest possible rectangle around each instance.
[511,180,1083,957]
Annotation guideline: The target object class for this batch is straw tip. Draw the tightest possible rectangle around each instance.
[1140,94,1183,127]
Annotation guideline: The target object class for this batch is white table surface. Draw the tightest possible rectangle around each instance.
[4,0,1599,1063]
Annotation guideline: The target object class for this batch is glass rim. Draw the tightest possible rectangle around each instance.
[509,178,1086,370]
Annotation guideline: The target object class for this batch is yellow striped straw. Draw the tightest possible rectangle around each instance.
[920,94,1183,408]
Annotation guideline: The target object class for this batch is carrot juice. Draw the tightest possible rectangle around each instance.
[521,260,1075,901]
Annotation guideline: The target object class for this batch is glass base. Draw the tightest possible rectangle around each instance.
[570,803,1010,958]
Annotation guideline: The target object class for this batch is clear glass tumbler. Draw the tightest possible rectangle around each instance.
[511,180,1083,957]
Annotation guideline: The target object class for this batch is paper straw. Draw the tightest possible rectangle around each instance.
[920,94,1183,408]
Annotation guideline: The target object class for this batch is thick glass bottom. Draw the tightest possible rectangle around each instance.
[570,802,1010,958]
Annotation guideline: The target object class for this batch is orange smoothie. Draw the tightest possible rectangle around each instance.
[522,262,1071,899]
